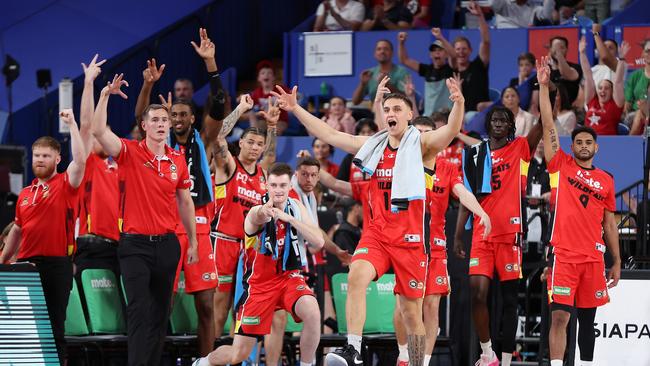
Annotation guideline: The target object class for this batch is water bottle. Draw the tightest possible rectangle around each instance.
[320,82,328,97]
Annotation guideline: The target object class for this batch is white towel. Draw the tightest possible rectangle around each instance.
[353,126,425,212]
[291,175,319,225]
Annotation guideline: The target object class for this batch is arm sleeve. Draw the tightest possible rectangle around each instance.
[208,71,226,120]
[337,154,353,181]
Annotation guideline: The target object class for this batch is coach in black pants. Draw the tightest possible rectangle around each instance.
[0,111,87,363]
[93,79,198,366]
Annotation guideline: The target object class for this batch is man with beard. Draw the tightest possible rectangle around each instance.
[352,39,409,105]
[92,73,199,366]
[453,100,542,365]
[211,93,282,360]
[537,56,620,366]
[0,109,87,364]
[73,54,121,279]
[398,28,456,116]
[273,78,465,366]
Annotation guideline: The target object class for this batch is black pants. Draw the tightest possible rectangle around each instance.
[19,256,73,364]
[118,233,180,366]
[74,234,120,277]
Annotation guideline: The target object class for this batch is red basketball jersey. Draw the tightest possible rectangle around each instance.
[366,144,425,248]
[213,159,266,239]
[426,160,463,258]
[474,137,531,240]
[547,149,616,263]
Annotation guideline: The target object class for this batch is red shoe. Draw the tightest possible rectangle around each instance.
[396,360,409,366]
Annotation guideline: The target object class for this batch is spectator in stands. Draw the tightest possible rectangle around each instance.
[554,0,584,24]
[554,83,577,135]
[312,138,340,177]
[403,0,432,28]
[580,36,627,135]
[351,40,409,105]
[322,96,356,134]
[250,60,290,135]
[502,86,537,136]
[510,52,537,113]
[584,0,610,23]
[630,85,649,135]
[129,122,144,141]
[547,36,583,106]
[0,222,16,264]
[174,78,203,125]
[313,0,365,31]
[454,1,491,113]
[336,118,378,183]
[360,0,413,31]
[624,40,650,127]
[489,0,555,29]
[591,24,622,87]
[398,29,456,116]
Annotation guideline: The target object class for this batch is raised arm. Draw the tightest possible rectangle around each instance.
[319,169,353,196]
[452,183,490,239]
[272,86,367,154]
[373,76,391,129]
[579,36,596,103]
[92,74,128,158]
[397,32,420,72]
[80,54,106,156]
[420,78,464,160]
[431,27,457,67]
[257,100,280,171]
[554,49,579,81]
[212,95,254,182]
[456,132,481,146]
[537,57,559,163]
[60,109,87,188]
[468,1,490,65]
[603,209,621,288]
[592,23,618,71]
[352,70,371,105]
[613,41,629,108]
[134,59,165,123]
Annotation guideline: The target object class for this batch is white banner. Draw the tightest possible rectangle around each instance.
[303,32,353,77]
[576,279,650,365]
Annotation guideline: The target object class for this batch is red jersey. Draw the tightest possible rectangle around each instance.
[426,160,463,258]
[251,85,290,123]
[116,139,191,235]
[79,153,120,241]
[324,160,340,178]
[14,172,80,258]
[548,149,616,263]
[173,145,214,235]
[474,137,530,240]
[366,145,425,247]
[585,96,623,136]
[213,159,266,239]
[243,216,302,279]
[437,140,464,170]
[351,180,371,224]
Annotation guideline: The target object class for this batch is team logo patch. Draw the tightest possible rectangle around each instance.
[505,264,514,272]
[354,248,368,256]
[171,172,178,180]
[595,243,606,253]
[469,258,479,267]
[296,285,306,291]
[170,164,177,172]
[21,198,29,206]
[202,273,211,281]
[553,286,571,296]
[210,273,217,280]
[409,280,418,289]
[510,217,521,225]
[417,282,424,290]
[218,275,233,283]
[420,261,426,267]
[241,316,260,325]
[595,290,606,299]
[404,234,421,243]
[436,276,445,285]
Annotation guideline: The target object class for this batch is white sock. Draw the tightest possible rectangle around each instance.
[550,360,563,366]
[347,334,362,354]
[300,362,312,366]
[398,343,409,362]
[581,361,593,366]
[197,358,211,366]
[424,354,432,366]
[480,340,493,357]
[501,352,513,366]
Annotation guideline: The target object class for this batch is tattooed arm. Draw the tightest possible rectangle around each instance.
[258,100,280,172]
[537,56,559,162]
[213,95,254,183]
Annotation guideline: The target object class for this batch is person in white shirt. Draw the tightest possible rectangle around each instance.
[501,86,537,136]
[490,0,555,28]
[313,0,365,31]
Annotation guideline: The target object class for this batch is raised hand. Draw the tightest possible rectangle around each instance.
[619,40,631,59]
[82,54,107,83]
[271,207,294,223]
[446,77,464,104]
[270,85,299,112]
[536,56,551,86]
[360,70,372,84]
[401,75,415,98]
[143,58,165,84]
[579,36,587,54]
[431,27,442,39]
[592,23,602,34]
[467,1,483,17]
[375,75,391,104]
[453,72,463,93]
[257,99,280,128]
[102,73,129,99]
[238,94,255,112]
[260,198,275,219]
[397,32,407,43]
[59,109,76,125]
[158,92,172,111]
[190,28,215,60]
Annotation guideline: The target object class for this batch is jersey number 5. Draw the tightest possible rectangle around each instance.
[491,174,502,191]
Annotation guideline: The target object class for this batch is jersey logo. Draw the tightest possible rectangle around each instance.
[236,172,251,183]
[553,286,571,296]
[433,238,446,247]
[353,248,368,256]
[404,234,421,243]
[469,258,479,267]
[241,316,260,325]
[510,217,521,225]
[595,243,606,253]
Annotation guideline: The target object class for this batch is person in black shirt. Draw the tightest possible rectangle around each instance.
[327,198,363,277]
[548,36,582,105]
[361,0,413,31]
